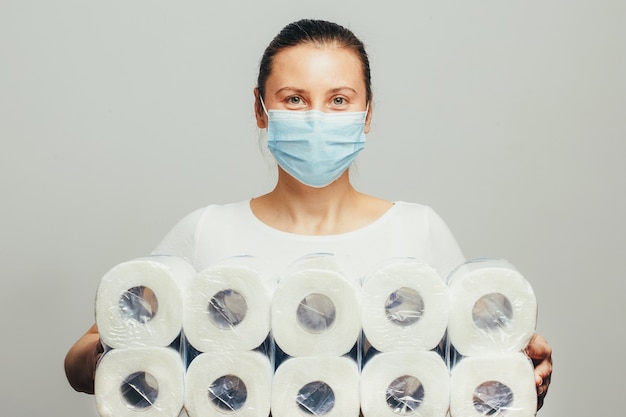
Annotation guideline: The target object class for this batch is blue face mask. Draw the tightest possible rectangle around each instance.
[262,100,368,188]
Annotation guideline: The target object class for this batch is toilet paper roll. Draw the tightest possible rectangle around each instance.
[271,356,360,417]
[447,259,537,356]
[94,346,185,417]
[271,266,361,357]
[96,256,195,349]
[361,259,449,352]
[183,262,274,352]
[184,351,273,417]
[449,353,537,417]
[360,350,450,417]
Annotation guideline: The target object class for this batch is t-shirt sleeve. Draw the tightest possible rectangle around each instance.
[426,206,466,280]
[150,208,205,265]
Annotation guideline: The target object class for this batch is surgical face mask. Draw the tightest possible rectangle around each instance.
[261,99,368,188]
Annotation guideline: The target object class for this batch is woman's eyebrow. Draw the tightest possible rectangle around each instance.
[328,86,358,95]
[273,87,358,96]
[274,87,308,96]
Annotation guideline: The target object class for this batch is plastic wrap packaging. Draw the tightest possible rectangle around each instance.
[182,256,276,417]
[359,258,451,417]
[446,259,537,357]
[361,258,449,352]
[94,256,195,417]
[185,350,273,417]
[270,254,361,417]
[95,255,195,349]
[446,259,539,417]
[360,350,450,417]
[183,256,276,353]
[91,254,541,417]
[449,353,537,417]
[94,346,185,417]
[271,253,361,357]
[271,356,360,417]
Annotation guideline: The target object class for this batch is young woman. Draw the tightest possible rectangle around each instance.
[65,18,552,409]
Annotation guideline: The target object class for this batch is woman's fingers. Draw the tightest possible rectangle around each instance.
[525,333,553,410]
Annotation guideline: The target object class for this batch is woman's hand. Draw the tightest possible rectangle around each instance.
[64,324,103,394]
[525,332,553,410]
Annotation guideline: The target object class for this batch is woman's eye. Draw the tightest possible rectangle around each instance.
[287,96,302,105]
[332,97,346,106]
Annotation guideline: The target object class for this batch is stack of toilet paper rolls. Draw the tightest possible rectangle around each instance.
[93,254,539,417]
[94,255,195,417]
[183,256,276,417]
[270,253,362,417]
[447,259,538,417]
[360,258,451,417]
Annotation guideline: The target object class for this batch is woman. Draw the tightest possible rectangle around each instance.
[65,18,552,410]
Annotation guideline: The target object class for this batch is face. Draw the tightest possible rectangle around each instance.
[255,43,372,133]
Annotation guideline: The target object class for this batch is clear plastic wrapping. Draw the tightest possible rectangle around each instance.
[95,255,195,350]
[271,253,362,416]
[272,355,360,417]
[185,350,273,416]
[184,256,276,416]
[448,353,537,417]
[93,255,539,417]
[360,350,450,417]
[446,258,537,359]
[271,253,361,358]
[183,255,276,354]
[358,258,452,417]
[361,258,450,353]
[94,346,185,417]
[445,259,538,417]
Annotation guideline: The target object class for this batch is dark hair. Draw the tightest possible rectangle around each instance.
[257,19,372,103]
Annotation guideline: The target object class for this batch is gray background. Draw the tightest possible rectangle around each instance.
[1,1,624,416]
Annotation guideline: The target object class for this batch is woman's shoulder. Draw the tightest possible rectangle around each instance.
[181,200,251,221]
[353,192,444,227]
[389,200,439,219]
[151,200,251,260]
[392,200,430,211]
[200,200,252,222]
[384,201,456,241]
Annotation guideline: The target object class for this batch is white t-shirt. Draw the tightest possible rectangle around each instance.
[152,200,465,281]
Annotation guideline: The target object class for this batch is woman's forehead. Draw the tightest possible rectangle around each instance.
[267,44,364,91]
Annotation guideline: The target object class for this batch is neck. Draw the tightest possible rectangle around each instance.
[252,170,361,235]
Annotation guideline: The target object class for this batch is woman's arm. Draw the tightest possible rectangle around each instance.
[526,332,553,410]
[64,323,103,394]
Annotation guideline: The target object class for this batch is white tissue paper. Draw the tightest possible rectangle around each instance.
[94,346,185,417]
[447,259,537,357]
[360,350,450,417]
[95,256,195,349]
[271,254,361,357]
[271,356,360,417]
[184,350,273,417]
[449,353,537,417]
[184,258,275,352]
[361,259,449,352]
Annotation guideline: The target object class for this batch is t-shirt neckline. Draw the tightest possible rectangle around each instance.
[242,199,400,240]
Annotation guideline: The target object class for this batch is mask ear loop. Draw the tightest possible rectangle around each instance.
[259,96,269,117]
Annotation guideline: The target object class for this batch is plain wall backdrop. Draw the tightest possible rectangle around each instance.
[1,1,624,416]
